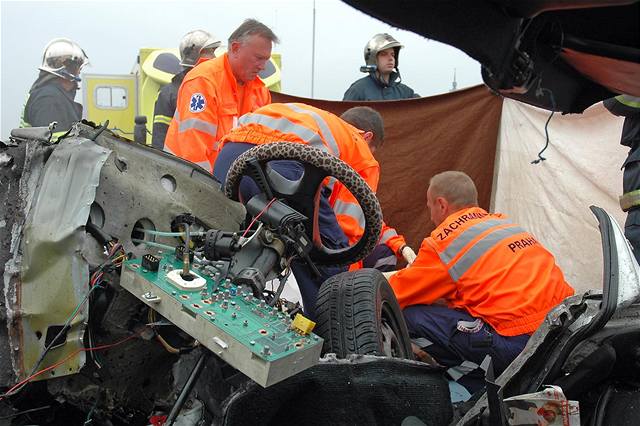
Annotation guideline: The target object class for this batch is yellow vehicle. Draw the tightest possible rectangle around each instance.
[82,48,282,144]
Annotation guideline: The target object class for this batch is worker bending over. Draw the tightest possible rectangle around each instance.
[213,103,412,317]
[337,106,416,271]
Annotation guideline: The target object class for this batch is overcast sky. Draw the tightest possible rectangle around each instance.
[0,0,482,138]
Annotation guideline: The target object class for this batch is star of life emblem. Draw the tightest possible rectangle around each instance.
[189,93,206,113]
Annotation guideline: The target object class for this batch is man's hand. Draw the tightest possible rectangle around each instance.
[401,246,417,264]
[411,342,441,366]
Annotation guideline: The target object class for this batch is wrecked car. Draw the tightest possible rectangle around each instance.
[0,122,428,425]
[2,0,639,425]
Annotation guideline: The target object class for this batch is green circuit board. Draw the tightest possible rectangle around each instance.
[123,254,322,363]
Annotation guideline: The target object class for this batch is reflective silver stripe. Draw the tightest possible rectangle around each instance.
[238,112,329,152]
[178,118,218,137]
[379,228,398,244]
[449,225,526,281]
[439,218,512,265]
[285,103,341,157]
[325,177,338,194]
[333,199,365,229]
[373,255,397,270]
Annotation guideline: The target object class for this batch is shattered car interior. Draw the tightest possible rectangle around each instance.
[2,0,640,425]
[0,123,437,425]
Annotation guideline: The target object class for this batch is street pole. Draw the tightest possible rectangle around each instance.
[311,0,316,98]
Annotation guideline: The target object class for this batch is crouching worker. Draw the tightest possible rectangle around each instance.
[386,171,574,394]
[213,103,381,319]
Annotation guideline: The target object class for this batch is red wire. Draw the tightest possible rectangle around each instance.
[1,244,129,399]
[241,198,277,238]
[0,330,143,400]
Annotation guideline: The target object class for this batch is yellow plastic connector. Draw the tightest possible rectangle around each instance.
[291,313,316,335]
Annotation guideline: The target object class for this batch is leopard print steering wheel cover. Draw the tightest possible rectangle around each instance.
[224,142,383,266]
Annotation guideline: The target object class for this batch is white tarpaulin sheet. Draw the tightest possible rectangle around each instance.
[493,99,626,293]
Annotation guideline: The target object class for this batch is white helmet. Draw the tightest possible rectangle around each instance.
[39,38,89,82]
[179,30,221,67]
[363,33,403,70]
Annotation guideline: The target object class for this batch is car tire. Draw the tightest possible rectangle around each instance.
[315,268,413,359]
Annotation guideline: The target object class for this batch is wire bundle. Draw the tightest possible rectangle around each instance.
[0,240,132,401]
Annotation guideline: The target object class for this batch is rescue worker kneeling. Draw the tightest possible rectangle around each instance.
[386,171,574,394]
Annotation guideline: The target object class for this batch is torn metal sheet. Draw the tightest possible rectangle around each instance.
[2,120,247,385]
[1,140,56,385]
[19,136,111,380]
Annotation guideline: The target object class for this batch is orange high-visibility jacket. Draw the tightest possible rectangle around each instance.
[220,103,405,255]
[389,207,574,336]
[164,53,271,172]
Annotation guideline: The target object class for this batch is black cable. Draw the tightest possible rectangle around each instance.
[0,405,51,420]
[531,86,557,164]
[90,120,109,141]
[268,260,292,307]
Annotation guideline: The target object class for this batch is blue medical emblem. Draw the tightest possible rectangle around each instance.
[189,93,206,113]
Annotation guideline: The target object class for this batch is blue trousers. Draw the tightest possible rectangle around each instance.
[403,304,530,394]
[363,244,397,271]
[214,142,349,319]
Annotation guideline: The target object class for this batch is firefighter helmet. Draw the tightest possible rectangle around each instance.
[39,38,89,82]
[179,30,221,67]
[363,33,403,69]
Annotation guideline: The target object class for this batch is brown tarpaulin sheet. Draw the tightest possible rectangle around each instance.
[272,85,503,251]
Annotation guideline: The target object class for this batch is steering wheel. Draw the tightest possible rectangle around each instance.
[224,143,382,267]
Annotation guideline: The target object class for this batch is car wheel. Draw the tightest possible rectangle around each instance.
[315,268,413,359]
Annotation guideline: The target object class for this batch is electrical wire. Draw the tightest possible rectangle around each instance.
[531,109,554,164]
[239,222,263,248]
[148,309,179,354]
[85,398,98,425]
[134,229,206,237]
[0,405,51,420]
[0,329,144,401]
[13,282,105,397]
[4,240,127,397]
[86,327,103,370]
[131,239,177,251]
[531,87,557,164]
[147,309,197,354]
[242,198,277,238]
[268,258,293,307]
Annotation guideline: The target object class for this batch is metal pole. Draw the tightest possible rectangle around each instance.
[166,351,209,426]
[311,0,316,98]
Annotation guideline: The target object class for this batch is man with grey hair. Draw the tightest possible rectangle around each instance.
[164,19,278,172]
[386,171,573,395]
